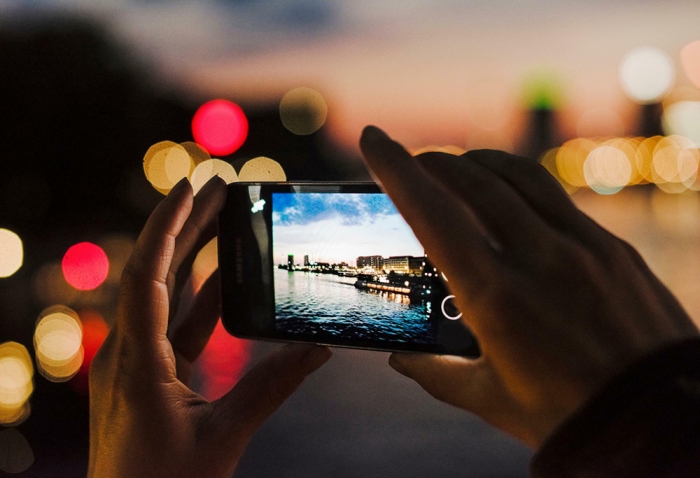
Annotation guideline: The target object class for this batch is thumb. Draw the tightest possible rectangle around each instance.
[390,353,540,447]
[389,353,509,416]
[206,344,332,449]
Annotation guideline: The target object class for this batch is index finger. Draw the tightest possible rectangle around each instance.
[118,178,194,343]
[360,126,499,300]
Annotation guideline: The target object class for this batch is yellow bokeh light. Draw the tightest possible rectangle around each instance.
[238,157,287,182]
[0,342,33,425]
[192,237,218,290]
[619,46,675,104]
[0,229,23,278]
[584,145,632,195]
[0,401,31,427]
[539,148,578,195]
[34,305,84,382]
[180,141,211,166]
[651,136,699,191]
[635,136,662,183]
[607,138,641,185]
[190,159,239,194]
[556,138,598,187]
[143,142,195,195]
[412,145,467,156]
[279,87,328,135]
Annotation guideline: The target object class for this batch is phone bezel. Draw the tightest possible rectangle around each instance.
[218,182,479,356]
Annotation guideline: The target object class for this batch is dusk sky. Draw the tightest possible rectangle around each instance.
[272,193,424,266]
[3,0,700,151]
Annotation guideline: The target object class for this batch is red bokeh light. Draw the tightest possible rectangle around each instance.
[196,320,251,401]
[71,309,109,395]
[192,99,248,156]
[62,242,109,291]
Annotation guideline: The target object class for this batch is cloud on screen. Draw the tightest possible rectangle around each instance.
[271,193,423,264]
[272,193,398,227]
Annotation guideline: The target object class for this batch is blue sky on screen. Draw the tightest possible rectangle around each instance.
[272,193,424,266]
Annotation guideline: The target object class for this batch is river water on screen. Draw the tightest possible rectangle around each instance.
[275,269,436,343]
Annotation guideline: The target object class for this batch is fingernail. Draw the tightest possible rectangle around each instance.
[199,174,226,195]
[170,177,190,195]
[361,125,390,144]
[388,354,410,377]
[301,346,333,374]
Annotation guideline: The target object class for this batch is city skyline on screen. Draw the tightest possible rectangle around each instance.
[272,193,424,266]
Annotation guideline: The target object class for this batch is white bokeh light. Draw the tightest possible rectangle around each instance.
[0,229,23,278]
[662,101,700,145]
[619,47,675,104]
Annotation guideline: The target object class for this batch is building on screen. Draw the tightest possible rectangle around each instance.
[357,255,383,269]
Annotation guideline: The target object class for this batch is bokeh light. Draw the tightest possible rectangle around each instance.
[680,40,700,89]
[190,159,239,194]
[635,136,662,183]
[583,145,632,195]
[412,145,467,156]
[522,71,563,110]
[238,157,287,181]
[0,229,23,278]
[34,305,84,383]
[279,87,328,135]
[0,342,33,426]
[62,242,109,291]
[180,141,211,166]
[0,428,34,474]
[192,237,218,289]
[539,148,578,195]
[72,310,109,395]
[143,142,194,195]
[662,101,700,145]
[619,46,675,104]
[556,138,597,188]
[652,135,700,193]
[610,137,642,185]
[195,320,251,401]
[192,99,248,156]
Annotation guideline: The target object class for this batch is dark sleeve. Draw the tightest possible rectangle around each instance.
[531,337,700,478]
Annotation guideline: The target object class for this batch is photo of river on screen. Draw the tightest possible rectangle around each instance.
[272,192,454,344]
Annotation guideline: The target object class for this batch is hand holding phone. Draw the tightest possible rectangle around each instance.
[359,126,699,449]
[219,183,478,356]
[88,178,331,478]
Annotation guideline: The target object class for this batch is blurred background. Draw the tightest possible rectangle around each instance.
[1,0,700,476]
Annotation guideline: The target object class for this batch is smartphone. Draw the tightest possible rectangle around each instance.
[218,182,479,356]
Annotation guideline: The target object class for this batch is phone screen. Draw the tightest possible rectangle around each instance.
[220,183,478,356]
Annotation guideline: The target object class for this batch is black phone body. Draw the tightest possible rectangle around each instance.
[219,182,479,357]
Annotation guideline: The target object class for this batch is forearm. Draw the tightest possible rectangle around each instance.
[532,338,700,478]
